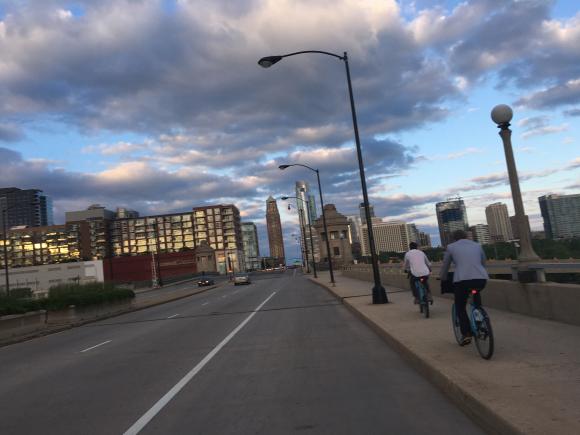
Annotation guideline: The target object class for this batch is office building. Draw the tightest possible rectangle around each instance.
[485,202,513,243]
[361,220,413,255]
[469,224,491,245]
[241,222,261,271]
[436,198,469,247]
[295,181,320,264]
[116,207,140,219]
[0,187,53,230]
[266,196,285,265]
[539,193,580,239]
[418,231,432,248]
[359,202,375,224]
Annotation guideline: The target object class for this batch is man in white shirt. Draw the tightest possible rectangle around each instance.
[403,242,432,304]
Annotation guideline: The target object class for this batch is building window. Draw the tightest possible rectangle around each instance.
[333,247,340,256]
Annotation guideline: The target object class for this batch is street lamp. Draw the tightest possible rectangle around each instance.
[282,195,317,278]
[491,104,540,268]
[261,50,387,303]
[279,163,335,285]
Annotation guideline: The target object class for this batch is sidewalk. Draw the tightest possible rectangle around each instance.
[310,271,580,435]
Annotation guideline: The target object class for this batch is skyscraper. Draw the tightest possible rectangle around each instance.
[266,196,285,265]
[538,193,580,239]
[295,181,319,264]
[361,220,413,254]
[436,198,469,247]
[469,224,491,245]
[485,202,513,243]
[0,187,53,230]
[359,202,375,224]
[241,222,260,271]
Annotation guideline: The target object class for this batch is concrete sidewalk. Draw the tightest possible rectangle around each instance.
[310,271,580,435]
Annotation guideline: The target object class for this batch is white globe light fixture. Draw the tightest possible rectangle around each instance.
[491,104,513,125]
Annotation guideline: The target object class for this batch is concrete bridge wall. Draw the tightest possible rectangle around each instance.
[343,265,580,326]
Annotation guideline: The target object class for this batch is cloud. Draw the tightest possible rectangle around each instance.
[521,124,568,139]
[563,108,580,117]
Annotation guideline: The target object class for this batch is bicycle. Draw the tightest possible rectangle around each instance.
[451,289,494,359]
[412,275,431,319]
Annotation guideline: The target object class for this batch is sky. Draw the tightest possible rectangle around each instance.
[0,0,578,262]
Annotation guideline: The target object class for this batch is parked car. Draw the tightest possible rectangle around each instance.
[198,278,215,287]
[234,273,251,285]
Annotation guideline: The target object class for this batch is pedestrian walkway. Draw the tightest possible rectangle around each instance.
[310,271,580,435]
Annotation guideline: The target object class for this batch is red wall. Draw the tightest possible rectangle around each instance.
[103,251,198,283]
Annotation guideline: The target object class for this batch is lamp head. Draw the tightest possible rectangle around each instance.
[258,56,282,68]
[491,104,513,126]
[278,164,290,170]
[281,196,289,200]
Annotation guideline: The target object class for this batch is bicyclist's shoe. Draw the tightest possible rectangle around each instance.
[460,336,472,346]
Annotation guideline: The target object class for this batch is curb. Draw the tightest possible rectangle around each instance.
[0,281,227,348]
[309,277,522,435]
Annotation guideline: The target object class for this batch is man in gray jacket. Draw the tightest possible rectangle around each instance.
[440,230,489,345]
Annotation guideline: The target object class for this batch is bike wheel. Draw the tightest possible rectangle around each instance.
[451,304,462,345]
[473,308,494,360]
[423,297,430,318]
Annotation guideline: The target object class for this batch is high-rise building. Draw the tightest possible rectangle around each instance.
[116,207,140,219]
[0,187,53,230]
[538,193,580,239]
[295,181,319,264]
[266,196,285,265]
[469,224,491,245]
[436,198,469,247]
[418,231,432,248]
[359,202,375,224]
[361,220,413,255]
[241,222,260,271]
[485,202,513,243]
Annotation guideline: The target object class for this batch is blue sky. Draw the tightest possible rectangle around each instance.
[0,0,578,259]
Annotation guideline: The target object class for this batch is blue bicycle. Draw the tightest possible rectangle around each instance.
[451,289,494,359]
[413,276,431,319]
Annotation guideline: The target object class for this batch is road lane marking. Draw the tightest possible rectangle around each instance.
[167,314,179,319]
[201,302,209,306]
[222,295,227,298]
[80,340,112,353]
[123,291,277,435]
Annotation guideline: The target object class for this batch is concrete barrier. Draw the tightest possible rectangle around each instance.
[343,266,580,326]
[47,300,134,325]
[0,311,47,340]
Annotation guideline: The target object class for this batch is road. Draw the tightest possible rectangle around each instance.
[0,270,483,434]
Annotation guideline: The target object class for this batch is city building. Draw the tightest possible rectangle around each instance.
[469,224,491,245]
[485,202,513,243]
[359,202,375,225]
[241,222,261,271]
[0,187,53,229]
[66,205,115,260]
[436,198,469,247]
[361,220,413,255]
[266,196,285,266]
[418,231,432,248]
[115,207,140,219]
[346,215,363,260]
[295,181,320,265]
[538,193,580,239]
[312,204,352,267]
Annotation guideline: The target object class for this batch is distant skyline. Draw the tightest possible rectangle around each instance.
[0,0,578,259]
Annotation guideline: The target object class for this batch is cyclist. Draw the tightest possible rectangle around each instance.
[403,242,432,304]
[440,229,489,346]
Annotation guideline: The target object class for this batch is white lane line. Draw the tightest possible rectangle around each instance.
[222,295,227,298]
[80,340,112,353]
[123,291,277,435]
[202,302,209,306]
[167,314,179,319]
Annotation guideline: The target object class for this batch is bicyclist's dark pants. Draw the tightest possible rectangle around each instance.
[409,275,430,298]
[454,279,487,335]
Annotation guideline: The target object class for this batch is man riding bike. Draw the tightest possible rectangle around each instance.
[440,230,489,346]
[403,242,432,304]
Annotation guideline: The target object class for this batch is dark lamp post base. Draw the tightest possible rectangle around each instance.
[372,285,388,304]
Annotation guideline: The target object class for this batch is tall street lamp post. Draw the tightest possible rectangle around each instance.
[491,104,540,271]
[282,195,317,278]
[279,164,335,285]
[261,50,387,303]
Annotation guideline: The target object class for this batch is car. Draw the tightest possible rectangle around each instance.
[197,278,215,287]
[234,273,251,285]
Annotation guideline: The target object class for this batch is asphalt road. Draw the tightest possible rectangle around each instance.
[0,270,484,434]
